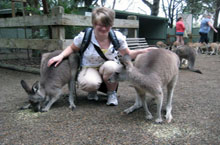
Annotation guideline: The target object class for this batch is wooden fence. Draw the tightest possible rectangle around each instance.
[0,6,139,51]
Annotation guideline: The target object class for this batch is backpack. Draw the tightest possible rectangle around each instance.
[79,27,120,58]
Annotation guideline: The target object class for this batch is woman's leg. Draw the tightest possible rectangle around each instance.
[99,61,122,92]
[204,33,209,44]
[77,67,102,92]
[199,32,207,43]
[99,61,122,105]
[180,36,184,45]
[176,35,180,45]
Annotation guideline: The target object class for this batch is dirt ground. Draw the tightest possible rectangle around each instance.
[0,54,220,145]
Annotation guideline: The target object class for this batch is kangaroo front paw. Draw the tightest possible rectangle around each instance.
[165,114,173,123]
[155,118,163,123]
[40,108,49,112]
[20,104,31,110]
[20,106,28,110]
[123,108,133,114]
[145,114,153,120]
[69,104,76,110]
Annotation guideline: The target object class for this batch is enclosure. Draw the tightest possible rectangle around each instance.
[0,53,220,144]
[115,10,168,45]
[0,4,220,145]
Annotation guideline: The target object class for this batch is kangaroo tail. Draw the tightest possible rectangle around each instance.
[191,69,202,74]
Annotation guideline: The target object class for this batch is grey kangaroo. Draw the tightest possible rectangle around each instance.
[109,49,179,123]
[20,50,79,112]
[174,45,202,74]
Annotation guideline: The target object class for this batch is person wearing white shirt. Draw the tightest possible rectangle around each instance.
[48,7,155,106]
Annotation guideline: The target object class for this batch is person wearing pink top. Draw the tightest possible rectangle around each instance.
[175,17,185,45]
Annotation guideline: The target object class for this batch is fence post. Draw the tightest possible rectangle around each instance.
[166,34,170,45]
[51,6,65,40]
[188,34,192,42]
[127,15,138,38]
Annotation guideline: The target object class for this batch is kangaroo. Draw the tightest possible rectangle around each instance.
[171,41,180,51]
[20,50,79,112]
[109,49,179,123]
[187,42,201,54]
[209,42,219,55]
[156,41,170,49]
[174,45,202,74]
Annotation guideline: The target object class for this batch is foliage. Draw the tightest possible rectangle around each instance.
[183,0,213,19]
[161,0,219,28]
[43,0,100,14]
[0,0,11,9]
[25,6,43,15]
[183,0,219,27]
[46,0,81,14]
[0,0,101,15]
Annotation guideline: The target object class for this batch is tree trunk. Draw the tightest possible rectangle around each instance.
[112,0,116,9]
[213,1,220,27]
[151,0,160,16]
[142,0,160,16]
[42,0,49,14]
[42,0,52,39]
[85,0,93,7]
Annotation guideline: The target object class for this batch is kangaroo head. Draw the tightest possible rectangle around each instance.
[108,54,133,83]
[20,80,45,112]
[119,54,133,67]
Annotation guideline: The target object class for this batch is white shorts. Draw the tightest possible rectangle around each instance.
[77,61,122,92]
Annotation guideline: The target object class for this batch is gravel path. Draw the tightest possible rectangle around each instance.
[0,54,220,145]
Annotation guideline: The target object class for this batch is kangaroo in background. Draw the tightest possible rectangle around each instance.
[20,50,79,112]
[156,41,171,50]
[174,45,202,74]
[209,42,219,55]
[109,49,180,123]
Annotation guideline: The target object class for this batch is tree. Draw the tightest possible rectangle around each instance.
[141,0,160,16]
[182,0,204,20]
[0,0,11,9]
[161,0,184,28]
[183,0,220,27]
[213,0,220,27]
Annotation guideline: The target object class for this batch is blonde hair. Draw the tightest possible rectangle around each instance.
[92,7,115,27]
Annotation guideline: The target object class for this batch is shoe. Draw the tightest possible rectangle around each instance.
[106,91,118,106]
[87,92,99,101]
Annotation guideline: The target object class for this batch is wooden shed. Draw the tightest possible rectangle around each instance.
[115,10,168,45]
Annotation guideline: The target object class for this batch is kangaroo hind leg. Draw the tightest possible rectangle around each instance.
[165,75,178,123]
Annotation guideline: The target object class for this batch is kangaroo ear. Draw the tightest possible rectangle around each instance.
[20,80,33,94]
[120,54,133,69]
[32,81,39,93]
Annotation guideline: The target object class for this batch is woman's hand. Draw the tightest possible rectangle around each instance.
[47,54,64,67]
[144,47,158,53]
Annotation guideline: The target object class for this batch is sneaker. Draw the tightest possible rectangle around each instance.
[106,91,118,106]
[87,91,99,101]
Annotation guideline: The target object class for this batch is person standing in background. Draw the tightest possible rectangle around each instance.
[175,17,185,45]
[199,14,218,44]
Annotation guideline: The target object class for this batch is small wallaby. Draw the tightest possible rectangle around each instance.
[20,50,79,112]
[174,45,202,74]
[209,43,219,55]
[109,49,180,123]
[156,41,170,49]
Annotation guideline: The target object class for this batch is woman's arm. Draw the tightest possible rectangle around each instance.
[47,43,80,67]
[119,47,157,60]
[182,22,185,31]
[208,21,218,33]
